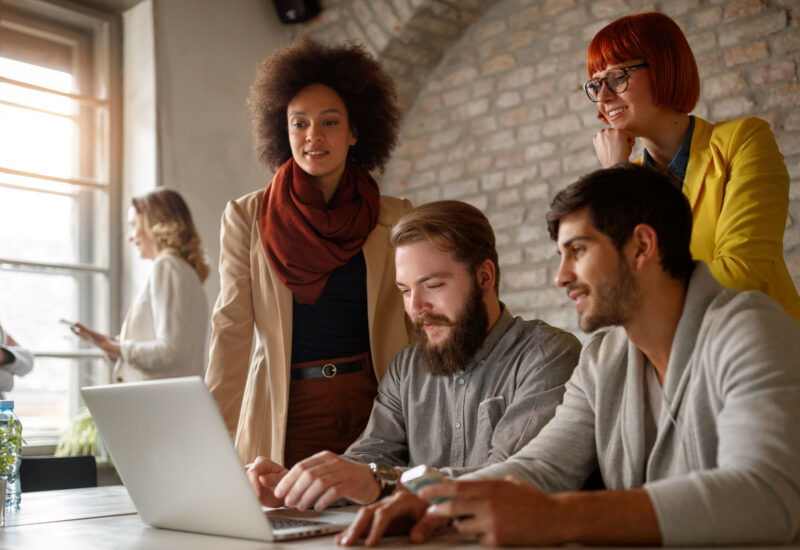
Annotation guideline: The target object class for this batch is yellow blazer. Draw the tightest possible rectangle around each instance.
[205,189,414,465]
[683,116,800,322]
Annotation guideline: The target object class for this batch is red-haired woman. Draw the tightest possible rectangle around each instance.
[205,38,414,468]
[585,12,799,322]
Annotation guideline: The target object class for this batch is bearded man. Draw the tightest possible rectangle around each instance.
[340,166,800,548]
[244,200,580,510]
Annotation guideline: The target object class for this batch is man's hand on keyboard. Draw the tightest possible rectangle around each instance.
[274,451,381,511]
[246,456,289,507]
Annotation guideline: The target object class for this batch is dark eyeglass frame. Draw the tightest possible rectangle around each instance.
[584,63,650,102]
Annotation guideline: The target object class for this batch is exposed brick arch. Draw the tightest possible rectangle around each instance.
[303,0,800,332]
[298,0,502,112]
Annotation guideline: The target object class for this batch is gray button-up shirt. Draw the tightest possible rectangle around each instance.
[342,308,580,476]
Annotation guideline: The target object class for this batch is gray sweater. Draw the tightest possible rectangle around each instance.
[467,263,800,545]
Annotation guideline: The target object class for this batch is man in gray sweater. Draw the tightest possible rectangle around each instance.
[246,200,580,511]
[339,164,800,547]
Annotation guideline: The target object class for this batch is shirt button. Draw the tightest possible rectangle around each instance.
[457,378,465,385]
[455,422,462,429]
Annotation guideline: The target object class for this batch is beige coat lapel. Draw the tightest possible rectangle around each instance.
[362,221,389,341]
[263,243,293,367]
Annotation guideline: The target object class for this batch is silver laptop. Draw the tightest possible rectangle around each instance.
[82,376,355,541]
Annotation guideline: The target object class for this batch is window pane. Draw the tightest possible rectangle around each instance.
[0,187,76,263]
[0,186,109,266]
[0,57,73,92]
[0,103,75,178]
[8,357,71,436]
[0,172,75,194]
[8,356,112,439]
[0,82,75,115]
[0,57,76,180]
[0,270,109,353]
[0,10,114,443]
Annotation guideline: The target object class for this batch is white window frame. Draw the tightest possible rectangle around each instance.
[0,0,122,449]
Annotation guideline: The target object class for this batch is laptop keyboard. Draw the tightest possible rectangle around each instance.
[269,517,327,530]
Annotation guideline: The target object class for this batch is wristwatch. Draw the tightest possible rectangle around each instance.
[368,462,400,499]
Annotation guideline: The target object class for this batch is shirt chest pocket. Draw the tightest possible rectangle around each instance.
[470,396,507,462]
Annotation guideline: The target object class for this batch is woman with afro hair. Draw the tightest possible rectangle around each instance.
[205,37,414,468]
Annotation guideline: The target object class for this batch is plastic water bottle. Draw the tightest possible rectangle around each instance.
[0,400,22,509]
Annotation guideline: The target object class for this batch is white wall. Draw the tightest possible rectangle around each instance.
[121,0,293,318]
[121,0,157,304]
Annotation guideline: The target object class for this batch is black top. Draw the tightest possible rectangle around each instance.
[291,250,371,364]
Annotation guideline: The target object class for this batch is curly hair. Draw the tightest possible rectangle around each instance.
[132,189,210,283]
[249,36,400,172]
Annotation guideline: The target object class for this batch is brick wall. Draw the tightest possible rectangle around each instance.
[304,0,800,335]
[298,0,499,111]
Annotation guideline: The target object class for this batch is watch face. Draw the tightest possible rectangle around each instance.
[373,463,399,484]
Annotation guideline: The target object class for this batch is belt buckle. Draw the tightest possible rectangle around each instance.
[322,363,337,378]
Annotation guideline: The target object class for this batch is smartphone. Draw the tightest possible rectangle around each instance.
[401,465,467,519]
[400,465,446,497]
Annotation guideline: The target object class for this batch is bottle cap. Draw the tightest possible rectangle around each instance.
[0,400,14,409]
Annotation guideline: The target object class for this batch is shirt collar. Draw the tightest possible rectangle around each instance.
[642,115,695,184]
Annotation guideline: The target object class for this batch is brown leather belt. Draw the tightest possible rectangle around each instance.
[290,356,366,380]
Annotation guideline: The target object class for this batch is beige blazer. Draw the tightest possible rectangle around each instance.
[205,188,414,465]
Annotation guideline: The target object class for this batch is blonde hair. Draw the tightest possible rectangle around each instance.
[132,189,210,283]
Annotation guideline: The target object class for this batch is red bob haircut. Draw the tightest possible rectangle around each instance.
[587,12,699,120]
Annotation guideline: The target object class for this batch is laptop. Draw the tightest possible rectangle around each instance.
[82,376,356,541]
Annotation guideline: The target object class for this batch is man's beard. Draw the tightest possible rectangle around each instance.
[415,282,489,376]
[577,254,639,332]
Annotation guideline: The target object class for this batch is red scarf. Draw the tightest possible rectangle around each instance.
[260,159,380,305]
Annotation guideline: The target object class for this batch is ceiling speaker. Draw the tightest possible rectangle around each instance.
[273,0,320,24]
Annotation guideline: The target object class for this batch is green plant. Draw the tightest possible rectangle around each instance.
[55,407,98,457]
[0,417,22,475]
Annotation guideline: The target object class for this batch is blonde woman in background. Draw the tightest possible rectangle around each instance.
[73,189,210,382]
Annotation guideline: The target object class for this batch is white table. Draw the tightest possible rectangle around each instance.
[2,486,799,550]
[0,485,476,549]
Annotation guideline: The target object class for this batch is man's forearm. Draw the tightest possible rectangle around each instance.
[554,488,661,545]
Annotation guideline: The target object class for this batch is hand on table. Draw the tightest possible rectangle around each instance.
[336,490,448,547]
[420,476,565,547]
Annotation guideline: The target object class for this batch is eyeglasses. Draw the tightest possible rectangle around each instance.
[584,63,649,102]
